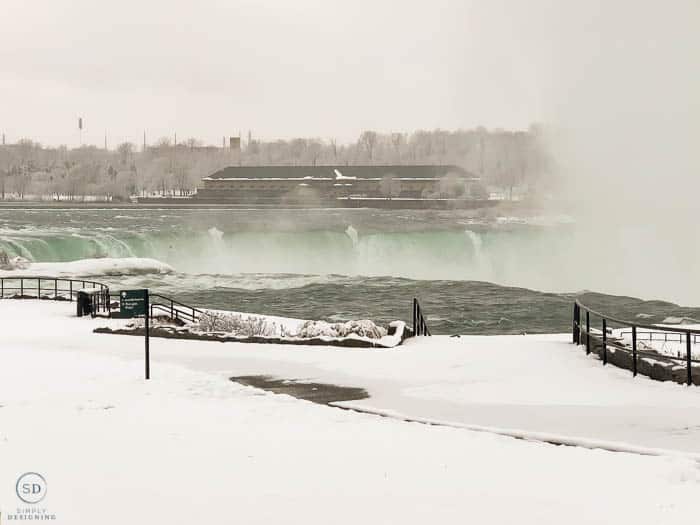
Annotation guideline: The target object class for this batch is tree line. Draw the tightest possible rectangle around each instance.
[0,126,553,201]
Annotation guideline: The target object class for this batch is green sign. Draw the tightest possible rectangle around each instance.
[120,289,148,317]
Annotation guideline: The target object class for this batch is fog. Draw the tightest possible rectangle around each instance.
[512,1,699,304]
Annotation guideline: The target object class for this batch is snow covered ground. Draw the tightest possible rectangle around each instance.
[1,300,700,523]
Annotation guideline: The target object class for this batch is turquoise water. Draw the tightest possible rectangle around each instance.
[1,208,697,334]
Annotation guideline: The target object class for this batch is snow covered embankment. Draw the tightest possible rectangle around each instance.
[0,256,174,277]
[101,309,407,348]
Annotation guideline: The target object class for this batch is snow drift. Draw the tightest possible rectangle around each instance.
[0,257,174,277]
[107,308,406,348]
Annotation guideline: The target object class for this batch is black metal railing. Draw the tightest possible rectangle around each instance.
[105,292,203,323]
[618,329,700,344]
[88,287,112,317]
[412,298,431,336]
[149,294,203,323]
[0,276,109,301]
[0,276,202,323]
[574,300,700,385]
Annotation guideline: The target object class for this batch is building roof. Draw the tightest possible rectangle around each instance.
[205,165,477,180]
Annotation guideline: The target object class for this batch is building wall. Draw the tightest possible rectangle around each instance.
[196,165,483,203]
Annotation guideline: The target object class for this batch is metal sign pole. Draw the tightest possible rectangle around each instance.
[145,290,150,380]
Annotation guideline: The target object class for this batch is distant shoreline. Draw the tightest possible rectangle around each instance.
[0,198,513,211]
[0,201,333,210]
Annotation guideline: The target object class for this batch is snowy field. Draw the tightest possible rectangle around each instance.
[1,300,700,523]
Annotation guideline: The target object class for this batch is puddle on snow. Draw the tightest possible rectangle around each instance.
[230,375,368,405]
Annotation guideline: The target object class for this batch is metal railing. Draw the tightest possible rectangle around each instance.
[106,292,202,323]
[0,276,202,323]
[0,276,108,301]
[618,330,700,344]
[573,300,700,385]
[412,298,431,336]
[149,294,203,323]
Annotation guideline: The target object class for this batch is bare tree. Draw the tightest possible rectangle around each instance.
[11,173,30,199]
[306,141,323,166]
[391,133,403,163]
[359,131,377,162]
[173,163,191,196]
[289,138,307,166]
[329,138,337,161]
[186,137,203,150]
[117,142,134,166]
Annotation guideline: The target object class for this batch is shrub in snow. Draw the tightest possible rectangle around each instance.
[297,319,387,339]
[195,311,387,340]
[195,311,287,338]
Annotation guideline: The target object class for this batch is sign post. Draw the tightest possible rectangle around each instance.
[145,289,150,380]
[119,289,150,380]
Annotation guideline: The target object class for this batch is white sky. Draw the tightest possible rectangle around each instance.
[0,1,697,148]
[0,0,547,147]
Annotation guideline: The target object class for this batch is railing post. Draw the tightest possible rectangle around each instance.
[20,278,23,296]
[69,281,73,301]
[1,278,3,298]
[171,300,174,320]
[687,331,692,386]
[585,310,590,355]
[413,298,417,336]
[632,326,637,377]
[573,303,580,344]
[38,278,41,298]
[54,279,58,300]
[602,318,607,365]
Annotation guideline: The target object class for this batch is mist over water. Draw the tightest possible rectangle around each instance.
[1,208,698,302]
[0,208,579,290]
[2,208,700,334]
[523,1,700,305]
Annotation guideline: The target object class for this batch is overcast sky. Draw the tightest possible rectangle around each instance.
[0,0,697,148]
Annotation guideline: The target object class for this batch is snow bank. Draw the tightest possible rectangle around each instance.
[296,319,387,339]
[102,307,403,348]
[156,309,404,348]
[0,257,174,277]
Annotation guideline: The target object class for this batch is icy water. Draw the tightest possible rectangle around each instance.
[2,208,699,334]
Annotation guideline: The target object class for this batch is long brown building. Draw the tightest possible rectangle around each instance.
[194,165,492,208]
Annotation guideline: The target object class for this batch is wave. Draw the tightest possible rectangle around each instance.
[110,272,342,292]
